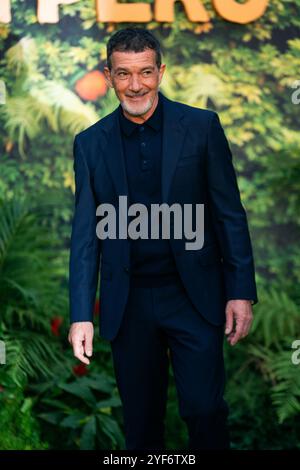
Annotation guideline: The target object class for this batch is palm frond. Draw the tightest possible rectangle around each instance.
[248,345,300,423]
[5,36,38,76]
[250,288,300,348]
[0,196,66,317]
[4,331,67,387]
[31,81,99,134]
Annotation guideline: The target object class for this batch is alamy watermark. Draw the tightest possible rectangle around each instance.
[0,80,6,105]
[95,196,204,250]
[291,340,300,365]
[291,80,300,105]
[0,340,6,365]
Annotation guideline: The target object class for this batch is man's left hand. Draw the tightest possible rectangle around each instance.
[225,300,253,346]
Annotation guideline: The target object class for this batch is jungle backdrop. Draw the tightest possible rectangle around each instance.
[0,0,300,450]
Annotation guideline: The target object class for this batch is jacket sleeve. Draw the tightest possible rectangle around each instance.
[206,111,258,305]
[69,135,101,323]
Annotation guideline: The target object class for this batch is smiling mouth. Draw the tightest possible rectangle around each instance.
[128,93,148,99]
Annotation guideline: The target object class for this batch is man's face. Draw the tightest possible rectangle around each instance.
[104,48,165,118]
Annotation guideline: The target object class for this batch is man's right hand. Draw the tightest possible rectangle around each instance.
[68,321,94,365]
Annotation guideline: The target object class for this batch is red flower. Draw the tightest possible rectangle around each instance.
[50,316,63,336]
[94,299,100,317]
[73,363,88,377]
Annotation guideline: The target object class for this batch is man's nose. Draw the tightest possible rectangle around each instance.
[129,75,142,92]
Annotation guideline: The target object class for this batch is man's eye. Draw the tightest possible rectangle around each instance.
[143,71,152,75]
[119,72,127,77]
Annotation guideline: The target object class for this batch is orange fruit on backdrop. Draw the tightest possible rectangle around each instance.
[75,70,107,101]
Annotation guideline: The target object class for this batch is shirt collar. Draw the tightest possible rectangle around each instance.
[118,92,163,137]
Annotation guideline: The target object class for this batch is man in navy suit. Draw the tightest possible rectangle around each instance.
[68,28,258,450]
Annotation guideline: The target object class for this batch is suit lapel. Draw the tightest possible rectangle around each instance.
[101,108,129,199]
[101,90,187,204]
[160,91,186,202]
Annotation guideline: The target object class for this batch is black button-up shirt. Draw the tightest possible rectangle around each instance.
[118,93,179,287]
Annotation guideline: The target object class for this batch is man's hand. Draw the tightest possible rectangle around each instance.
[68,321,94,364]
[225,300,253,346]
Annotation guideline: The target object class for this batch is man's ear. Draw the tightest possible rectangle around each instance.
[103,66,113,88]
[158,63,166,85]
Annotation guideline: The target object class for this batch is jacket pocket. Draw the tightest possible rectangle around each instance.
[177,154,200,167]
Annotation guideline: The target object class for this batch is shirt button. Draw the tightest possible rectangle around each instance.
[139,126,145,132]
[141,142,146,147]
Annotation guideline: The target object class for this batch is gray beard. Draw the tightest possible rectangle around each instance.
[120,95,154,117]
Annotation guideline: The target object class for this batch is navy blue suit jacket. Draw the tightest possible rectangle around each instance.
[69,90,258,341]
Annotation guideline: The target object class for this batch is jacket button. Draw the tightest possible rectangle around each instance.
[124,266,130,273]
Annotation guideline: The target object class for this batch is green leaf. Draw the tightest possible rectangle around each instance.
[58,381,96,406]
[80,416,96,450]
[61,413,86,429]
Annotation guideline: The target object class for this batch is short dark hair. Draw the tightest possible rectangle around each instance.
[106,27,162,71]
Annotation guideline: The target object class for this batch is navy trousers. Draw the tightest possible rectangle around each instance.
[110,276,230,450]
